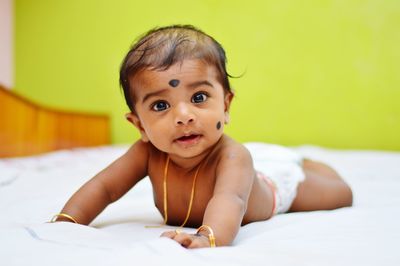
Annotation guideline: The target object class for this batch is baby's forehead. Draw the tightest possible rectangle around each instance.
[131,59,219,88]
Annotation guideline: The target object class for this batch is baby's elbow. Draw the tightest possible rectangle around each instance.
[346,185,353,207]
[341,181,353,208]
[219,193,247,214]
[235,194,248,215]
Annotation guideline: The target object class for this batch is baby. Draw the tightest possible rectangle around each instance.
[52,25,353,248]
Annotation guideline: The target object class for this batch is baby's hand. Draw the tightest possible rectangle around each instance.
[161,230,211,249]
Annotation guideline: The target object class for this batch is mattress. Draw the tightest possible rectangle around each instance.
[1,144,399,265]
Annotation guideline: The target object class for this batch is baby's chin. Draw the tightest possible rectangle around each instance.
[150,133,224,158]
[178,141,224,159]
[166,148,208,160]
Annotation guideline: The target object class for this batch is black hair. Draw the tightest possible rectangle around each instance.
[119,25,232,112]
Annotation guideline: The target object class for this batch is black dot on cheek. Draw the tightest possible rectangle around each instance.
[168,79,180,87]
[216,121,222,130]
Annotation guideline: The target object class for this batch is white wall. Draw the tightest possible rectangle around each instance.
[0,0,14,89]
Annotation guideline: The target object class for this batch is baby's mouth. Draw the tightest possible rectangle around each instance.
[175,134,202,146]
[177,134,199,141]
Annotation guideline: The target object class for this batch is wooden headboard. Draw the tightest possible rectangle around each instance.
[0,85,110,158]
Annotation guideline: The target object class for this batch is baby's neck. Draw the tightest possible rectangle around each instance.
[168,153,209,172]
[167,135,225,171]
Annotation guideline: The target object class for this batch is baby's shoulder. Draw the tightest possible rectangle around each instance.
[213,136,255,181]
[125,140,161,164]
[216,135,253,163]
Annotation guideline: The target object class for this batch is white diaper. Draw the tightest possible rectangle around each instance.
[244,142,305,214]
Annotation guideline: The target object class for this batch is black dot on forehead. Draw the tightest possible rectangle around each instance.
[216,121,222,130]
[168,79,180,87]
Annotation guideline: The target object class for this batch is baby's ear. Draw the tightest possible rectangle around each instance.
[224,91,234,124]
[224,91,234,112]
[125,112,149,142]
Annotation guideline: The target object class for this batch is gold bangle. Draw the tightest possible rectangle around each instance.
[50,213,78,223]
[196,225,216,248]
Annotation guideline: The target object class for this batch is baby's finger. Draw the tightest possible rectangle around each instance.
[188,235,210,249]
[173,232,193,248]
[160,230,176,239]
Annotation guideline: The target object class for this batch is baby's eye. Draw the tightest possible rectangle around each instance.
[151,101,170,112]
[191,92,208,103]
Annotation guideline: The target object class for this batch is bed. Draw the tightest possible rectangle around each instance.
[1,87,399,265]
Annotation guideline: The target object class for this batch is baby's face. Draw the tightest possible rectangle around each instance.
[126,59,232,159]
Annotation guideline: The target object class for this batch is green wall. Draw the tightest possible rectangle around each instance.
[15,0,400,150]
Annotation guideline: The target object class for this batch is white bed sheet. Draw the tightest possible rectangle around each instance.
[1,145,399,266]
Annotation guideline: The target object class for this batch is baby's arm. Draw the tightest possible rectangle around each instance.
[167,144,254,248]
[201,145,254,246]
[54,140,149,225]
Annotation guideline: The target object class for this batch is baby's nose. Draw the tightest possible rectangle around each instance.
[174,103,195,126]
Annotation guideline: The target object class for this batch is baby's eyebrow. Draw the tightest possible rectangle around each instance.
[141,88,169,103]
[141,80,213,103]
[187,80,214,90]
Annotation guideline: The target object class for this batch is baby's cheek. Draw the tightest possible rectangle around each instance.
[216,121,222,130]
